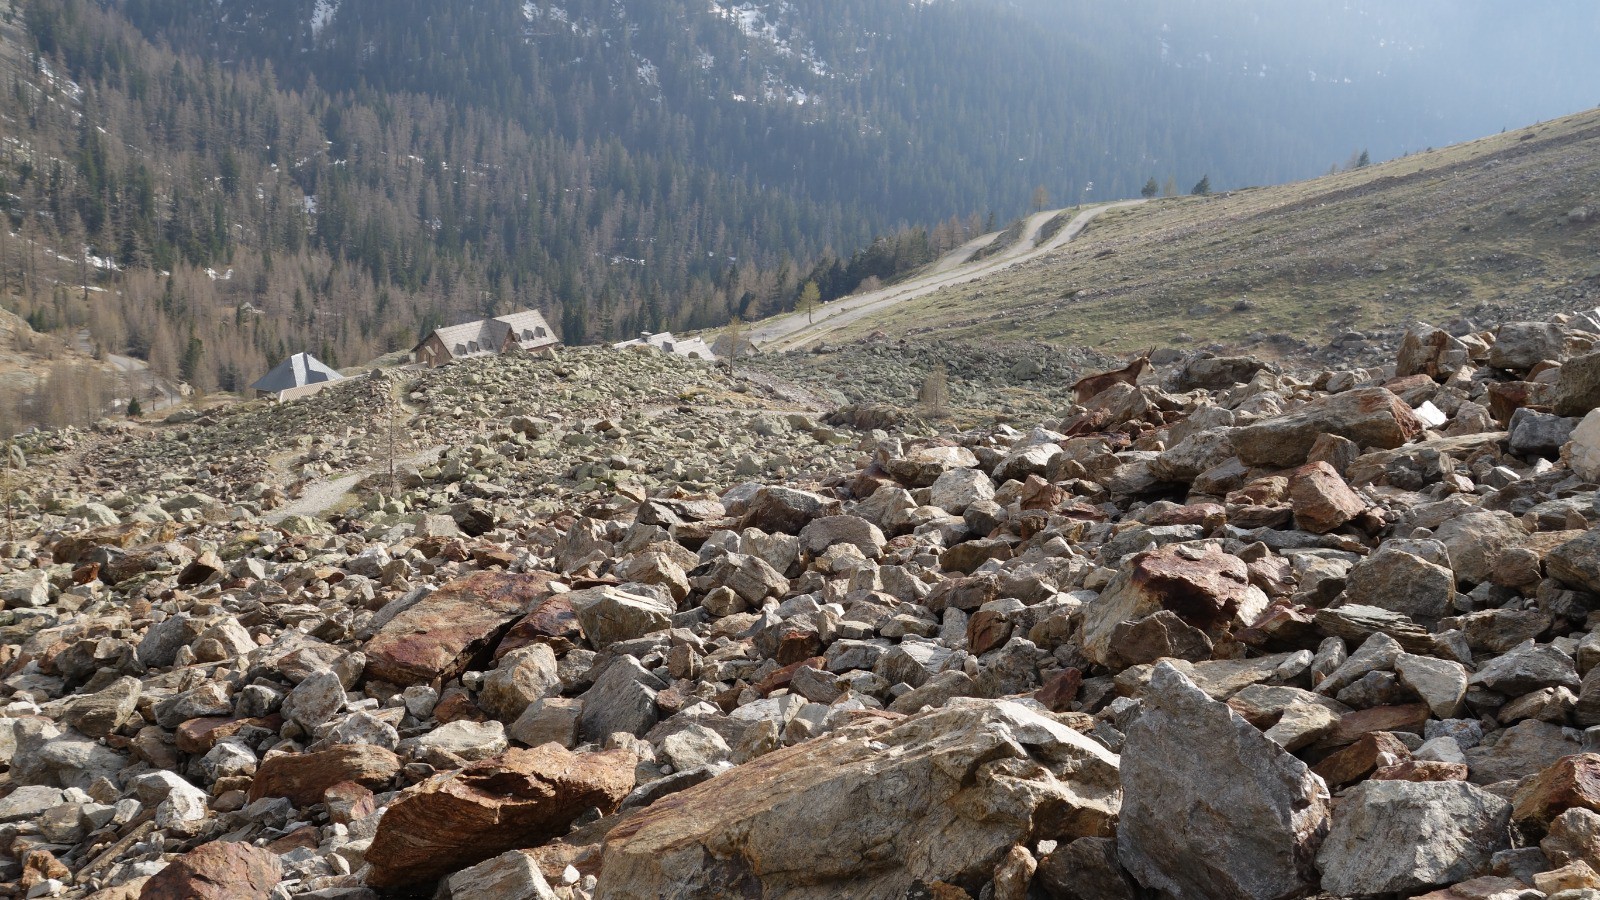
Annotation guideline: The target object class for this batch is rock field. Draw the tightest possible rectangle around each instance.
[9,314,1600,898]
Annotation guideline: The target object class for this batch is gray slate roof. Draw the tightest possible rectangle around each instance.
[418,309,558,360]
[250,352,344,393]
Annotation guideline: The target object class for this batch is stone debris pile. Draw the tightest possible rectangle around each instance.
[7,313,1600,897]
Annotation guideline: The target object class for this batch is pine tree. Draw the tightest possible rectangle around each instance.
[1357,149,1371,168]
[1032,185,1050,212]
[797,280,820,324]
[721,315,745,374]
[126,396,142,418]
[1141,177,1158,199]
[1191,175,1211,196]
[1162,177,1178,198]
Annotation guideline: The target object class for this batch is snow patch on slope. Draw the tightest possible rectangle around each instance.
[310,0,339,38]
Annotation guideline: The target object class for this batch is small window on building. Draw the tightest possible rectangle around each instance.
[522,329,534,340]
[468,341,480,353]
[535,326,547,337]
[454,343,467,355]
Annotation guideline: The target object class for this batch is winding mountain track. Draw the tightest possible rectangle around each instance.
[747,199,1146,352]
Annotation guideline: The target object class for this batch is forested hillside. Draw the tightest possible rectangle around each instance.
[0,0,1595,423]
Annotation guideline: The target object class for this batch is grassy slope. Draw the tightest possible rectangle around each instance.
[836,107,1600,356]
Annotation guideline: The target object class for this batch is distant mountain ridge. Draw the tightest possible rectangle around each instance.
[0,0,1596,430]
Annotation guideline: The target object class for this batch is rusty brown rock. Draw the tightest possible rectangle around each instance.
[753,657,825,697]
[493,583,579,659]
[966,609,1012,656]
[1287,461,1366,534]
[1487,381,1551,427]
[174,716,281,755]
[1512,754,1600,831]
[1036,668,1083,712]
[323,780,376,825]
[1313,732,1413,789]
[1142,502,1226,528]
[138,841,282,900]
[1079,544,1269,668]
[247,744,401,806]
[364,572,552,686]
[1396,327,1471,382]
[175,550,225,587]
[1107,610,1214,668]
[1319,704,1431,748]
[774,629,823,666]
[1372,760,1469,783]
[365,744,636,889]
[51,521,171,565]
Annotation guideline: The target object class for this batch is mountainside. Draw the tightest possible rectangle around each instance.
[12,269,1600,898]
[1,0,1597,431]
[792,106,1600,357]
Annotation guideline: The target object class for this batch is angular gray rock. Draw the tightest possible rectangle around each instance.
[1117,663,1330,900]
[580,656,666,741]
[569,586,674,649]
[596,699,1119,899]
[1317,780,1511,895]
[479,644,561,722]
[1556,351,1600,417]
[1508,408,1576,457]
[1343,546,1456,624]
[1491,321,1568,372]
[1549,529,1600,595]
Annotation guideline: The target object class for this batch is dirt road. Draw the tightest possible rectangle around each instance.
[746,199,1145,352]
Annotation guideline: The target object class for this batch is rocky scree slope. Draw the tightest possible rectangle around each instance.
[41,347,866,526]
[14,315,1600,897]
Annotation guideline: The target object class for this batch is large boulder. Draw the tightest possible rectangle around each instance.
[798,515,886,559]
[594,699,1120,899]
[363,572,558,686]
[1173,355,1269,391]
[1232,387,1424,467]
[1556,352,1600,417]
[1117,663,1330,900]
[1317,780,1511,895]
[1508,408,1576,458]
[1490,321,1567,372]
[884,446,979,487]
[579,656,666,741]
[365,745,636,889]
[1080,544,1268,668]
[1511,754,1600,831]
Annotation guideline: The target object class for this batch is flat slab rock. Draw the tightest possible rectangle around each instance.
[365,744,636,888]
[247,743,401,806]
[363,571,561,686]
[594,699,1120,900]
[138,840,282,900]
